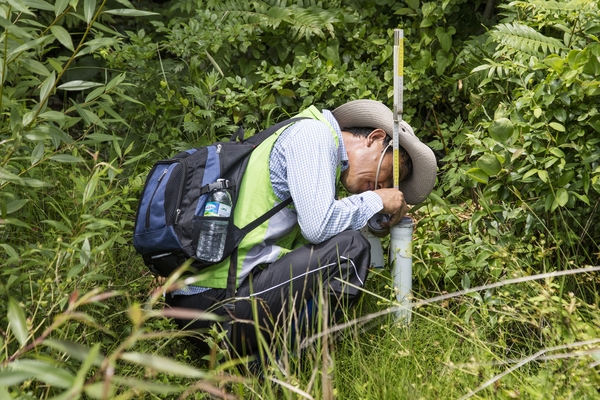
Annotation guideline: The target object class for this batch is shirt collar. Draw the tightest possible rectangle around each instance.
[323,109,349,171]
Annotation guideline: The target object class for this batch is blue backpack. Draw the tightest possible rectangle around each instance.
[133,118,305,295]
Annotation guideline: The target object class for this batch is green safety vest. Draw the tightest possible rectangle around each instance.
[197,106,341,289]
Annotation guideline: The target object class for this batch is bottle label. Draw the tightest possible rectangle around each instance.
[204,201,231,217]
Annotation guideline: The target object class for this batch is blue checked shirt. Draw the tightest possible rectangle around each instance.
[270,109,383,243]
[173,109,383,295]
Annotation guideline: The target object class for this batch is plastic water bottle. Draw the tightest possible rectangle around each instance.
[196,184,232,262]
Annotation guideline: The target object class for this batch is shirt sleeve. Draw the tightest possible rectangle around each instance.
[278,119,383,244]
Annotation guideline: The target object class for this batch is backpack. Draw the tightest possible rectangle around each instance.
[133,117,306,299]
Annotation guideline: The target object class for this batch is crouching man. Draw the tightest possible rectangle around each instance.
[166,100,437,357]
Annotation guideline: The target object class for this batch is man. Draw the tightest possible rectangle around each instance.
[165,99,437,357]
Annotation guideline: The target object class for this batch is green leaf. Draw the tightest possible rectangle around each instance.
[114,0,134,7]
[105,72,126,91]
[488,118,514,142]
[5,0,35,15]
[570,191,590,205]
[421,2,437,17]
[85,85,105,103]
[85,381,116,399]
[589,117,600,133]
[23,0,54,11]
[122,150,153,165]
[85,133,120,142]
[413,49,432,70]
[556,169,575,187]
[85,220,118,230]
[57,80,103,91]
[103,8,159,16]
[84,0,96,23]
[549,122,565,132]
[20,177,52,188]
[0,166,22,182]
[7,199,29,214]
[80,238,91,265]
[55,0,69,15]
[11,360,75,388]
[83,172,99,204]
[32,141,45,165]
[20,58,51,76]
[50,25,74,51]
[461,273,471,290]
[435,49,454,76]
[7,37,47,62]
[4,218,32,228]
[436,28,452,52]
[0,243,19,259]
[477,153,502,176]
[394,7,415,15]
[0,386,11,399]
[38,110,67,122]
[7,297,28,347]
[555,188,569,206]
[549,148,565,158]
[120,352,206,378]
[111,376,183,395]
[42,219,72,233]
[466,168,489,184]
[44,339,104,366]
[406,0,419,10]
[278,88,295,97]
[50,154,84,163]
[79,37,118,54]
[114,91,143,105]
[0,369,35,386]
[537,169,548,183]
[39,71,56,105]
[73,343,100,391]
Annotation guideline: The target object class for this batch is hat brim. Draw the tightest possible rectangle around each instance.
[332,99,437,205]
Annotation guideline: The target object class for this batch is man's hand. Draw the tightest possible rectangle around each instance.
[374,188,408,228]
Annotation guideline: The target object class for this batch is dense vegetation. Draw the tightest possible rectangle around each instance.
[1,0,599,398]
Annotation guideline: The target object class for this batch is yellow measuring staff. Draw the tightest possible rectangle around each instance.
[393,29,404,189]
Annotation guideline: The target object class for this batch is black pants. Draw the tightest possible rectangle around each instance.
[165,230,370,357]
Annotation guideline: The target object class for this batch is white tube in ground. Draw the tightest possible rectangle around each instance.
[390,216,413,323]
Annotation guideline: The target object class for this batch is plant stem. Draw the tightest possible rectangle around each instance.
[26,0,109,128]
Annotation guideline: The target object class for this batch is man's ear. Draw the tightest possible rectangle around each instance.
[367,128,388,147]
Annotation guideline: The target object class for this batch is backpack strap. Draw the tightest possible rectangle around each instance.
[223,116,309,315]
[238,116,310,146]
[240,197,293,234]
[223,197,294,321]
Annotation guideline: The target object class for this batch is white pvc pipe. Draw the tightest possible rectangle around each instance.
[390,216,413,324]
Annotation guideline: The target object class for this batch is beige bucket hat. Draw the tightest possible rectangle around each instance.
[332,99,437,205]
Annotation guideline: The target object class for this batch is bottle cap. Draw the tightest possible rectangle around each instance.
[367,213,390,234]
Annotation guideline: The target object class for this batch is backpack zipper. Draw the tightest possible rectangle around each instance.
[173,158,188,225]
[145,167,168,228]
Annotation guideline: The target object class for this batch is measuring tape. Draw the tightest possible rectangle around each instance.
[393,29,404,189]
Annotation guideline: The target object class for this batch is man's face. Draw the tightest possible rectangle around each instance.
[341,129,394,194]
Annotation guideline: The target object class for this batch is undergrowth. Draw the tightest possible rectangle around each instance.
[2,0,600,398]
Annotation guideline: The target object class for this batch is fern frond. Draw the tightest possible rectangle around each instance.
[490,22,566,59]
[507,0,591,13]
[206,0,340,40]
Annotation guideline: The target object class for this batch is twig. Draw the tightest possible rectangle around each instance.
[300,265,600,349]
[457,339,600,400]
